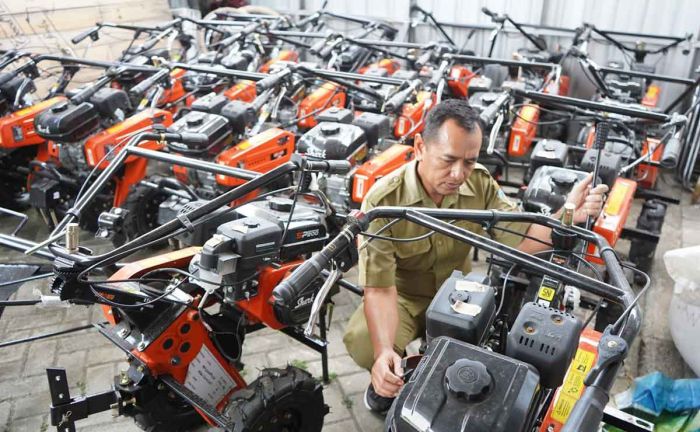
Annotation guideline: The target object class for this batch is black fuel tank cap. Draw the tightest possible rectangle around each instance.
[445,358,491,401]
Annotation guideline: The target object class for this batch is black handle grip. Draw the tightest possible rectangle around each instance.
[272,222,362,310]
[128,68,170,99]
[160,131,209,147]
[481,7,497,19]
[385,79,421,113]
[71,26,100,44]
[255,69,290,93]
[304,159,352,174]
[593,121,610,150]
[660,136,681,168]
[318,42,337,59]
[414,50,432,68]
[479,93,510,125]
[560,386,609,432]
[309,39,327,55]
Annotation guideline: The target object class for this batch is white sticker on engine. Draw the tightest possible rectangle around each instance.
[184,344,236,407]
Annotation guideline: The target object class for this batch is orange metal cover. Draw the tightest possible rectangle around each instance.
[223,80,257,103]
[447,65,475,98]
[642,84,660,108]
[0,96,66,148]
[83,108,174,169]
[351,144,414,203]
[258,50,299,73]
[298,82,346,129]
[508,104,540,157]
[587,177,637,262]
[393,91,436,139]
[540,328,602,431]
[215,127,295,188]
[636,138,663,189]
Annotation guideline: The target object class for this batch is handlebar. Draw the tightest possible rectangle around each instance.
[255,68,292,92]
[384,79,422,113]
[128,68,171,99]
[660,134,682,168]
[509,88,671,122]
[71,26,100,44]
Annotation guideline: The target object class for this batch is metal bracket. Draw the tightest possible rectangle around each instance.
[603,405,654,432]
[47,368,120,432]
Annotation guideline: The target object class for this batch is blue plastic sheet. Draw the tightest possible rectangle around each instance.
[624,372,700,416]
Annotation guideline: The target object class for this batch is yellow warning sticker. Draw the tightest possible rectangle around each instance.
[538,286,556,302]
[551,348,597,423]
[605,182,631,216]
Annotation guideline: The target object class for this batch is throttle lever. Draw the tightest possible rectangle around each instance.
[303,266,342,338]
[584,325,628,386]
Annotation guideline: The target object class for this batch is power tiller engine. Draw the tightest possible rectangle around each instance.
[296,107,398,214]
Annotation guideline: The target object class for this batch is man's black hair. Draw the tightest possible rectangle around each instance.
[421,99,482,144]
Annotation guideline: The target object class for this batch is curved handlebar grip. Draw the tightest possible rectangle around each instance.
[660,136,682,169]
[318,42,337,59]
[479,93,510,126]
[272,222,363,310]
[255,69,290,93]
[385,79,422,113]
[128,68,170,98]
[560,386,609,432]
[304,159,352,174]
[158,131,209,147]
[414,50,432,68]
[481,7,497,18]
[309,39,327,55]
[71,26,99,45]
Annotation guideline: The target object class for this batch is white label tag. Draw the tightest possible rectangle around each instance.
[184,344,235,407]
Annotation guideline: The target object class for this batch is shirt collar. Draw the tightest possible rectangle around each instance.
[402,160,476,208]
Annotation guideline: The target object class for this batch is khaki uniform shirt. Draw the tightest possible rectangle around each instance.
[358,159,530,316]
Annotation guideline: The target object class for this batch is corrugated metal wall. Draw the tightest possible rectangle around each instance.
[250,0,700,107]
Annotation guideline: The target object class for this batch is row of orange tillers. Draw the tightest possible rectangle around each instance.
[0,5,695,432]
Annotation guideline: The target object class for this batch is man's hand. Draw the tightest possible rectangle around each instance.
[566,173,609,224]
[371,349,404,398]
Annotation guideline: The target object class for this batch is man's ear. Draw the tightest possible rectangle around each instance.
[414,133,425,161]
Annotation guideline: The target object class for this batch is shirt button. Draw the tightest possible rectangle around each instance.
[437,240,443,246]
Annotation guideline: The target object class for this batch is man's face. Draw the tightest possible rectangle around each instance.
[415,119,482,200]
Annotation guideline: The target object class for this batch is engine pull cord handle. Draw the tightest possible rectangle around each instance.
[585,120,610,230]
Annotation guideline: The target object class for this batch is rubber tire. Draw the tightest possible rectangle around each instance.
[213,366,327,432]
[118,176,172,246]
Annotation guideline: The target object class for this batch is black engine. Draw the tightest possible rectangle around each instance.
[522,166,588,214]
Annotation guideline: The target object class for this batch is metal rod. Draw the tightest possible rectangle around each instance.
[0,324,94,349]
[0,273,52,288]
[127,147,259,180]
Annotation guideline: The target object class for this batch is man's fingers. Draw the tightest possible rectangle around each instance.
[391,353,404,378]
[590,183,609,194]
[577,172,594,189]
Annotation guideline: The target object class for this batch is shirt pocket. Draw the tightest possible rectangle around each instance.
[395,237,433,270]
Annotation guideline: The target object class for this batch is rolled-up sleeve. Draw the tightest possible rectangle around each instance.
[483,176,531,248]
[358,199,397,288]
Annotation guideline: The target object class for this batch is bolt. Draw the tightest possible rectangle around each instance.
[136,366,145,373]
[137,341,147,351]
[171,356,180,366]
[607,340,619,348]
[119,373,130,386]
[118,328,128,338]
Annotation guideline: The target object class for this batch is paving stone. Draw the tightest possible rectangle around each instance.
[347,391,384,432]
[85,345,126,367]
[85,364,115,395]
[0,361,23,383]
[242,330,291,355]
[11,391,51,420]
[337,371,370,396]
[323,418,359,432]
[322,381,352,424]
[306,354,365,380]
[54,330,113,354]
[5,414,48,432]
[23,339,57,377]
[0,375,47,404]
[0,401,10,430]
